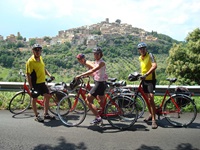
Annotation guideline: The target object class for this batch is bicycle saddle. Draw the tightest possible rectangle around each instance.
[166,78,177,83]
[107,78,117,82]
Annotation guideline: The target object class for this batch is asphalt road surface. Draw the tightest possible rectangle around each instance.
[0,110,200,150]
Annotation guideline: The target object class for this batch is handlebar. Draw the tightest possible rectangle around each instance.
[19,69,26,78]
[19,69,54,83]
[128,72,177,86]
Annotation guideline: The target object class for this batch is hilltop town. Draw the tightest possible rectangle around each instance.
[0,18,158,49]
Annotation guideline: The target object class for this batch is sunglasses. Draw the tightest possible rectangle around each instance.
[33,48,42,52]
[138,47,146,50]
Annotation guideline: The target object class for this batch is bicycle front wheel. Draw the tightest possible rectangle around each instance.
[105,96,138,130]
[163,95,197,127]
[49,91,68,116]
[57,94,87,127]
[9,91,31,114]
[132,94,146,119]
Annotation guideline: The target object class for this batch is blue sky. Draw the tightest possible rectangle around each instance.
[0,0,200,41]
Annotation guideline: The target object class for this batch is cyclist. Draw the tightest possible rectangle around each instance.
[76,47,108,125]
[26,44,55,122]
[137,42,158,129]
[76,53,94,69]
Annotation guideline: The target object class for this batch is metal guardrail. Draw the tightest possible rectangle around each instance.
[0,82,200,96]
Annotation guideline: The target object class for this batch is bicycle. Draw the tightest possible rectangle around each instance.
[128,72,197,127]
[57,76,138,130]
[73,76,127,112]
[118,86,146,119]
[9,69,68,116]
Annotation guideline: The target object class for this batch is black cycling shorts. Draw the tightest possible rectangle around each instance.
[89,81,107,97]
[33,82,49,98]
[142,80,156,94]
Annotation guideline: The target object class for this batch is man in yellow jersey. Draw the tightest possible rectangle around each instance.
[138,42,158,129]
[26,44,55,122]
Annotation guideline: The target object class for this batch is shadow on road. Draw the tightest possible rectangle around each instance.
[157,118,200,129]
[12,111,35,119]
[33,136,87,150]
[136,143,199,150]
[32,136,199,150]
[11,111,200,130]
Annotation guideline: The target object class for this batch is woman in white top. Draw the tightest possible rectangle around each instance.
[76,47,108,125]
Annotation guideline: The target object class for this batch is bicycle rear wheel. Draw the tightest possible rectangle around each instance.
[49,91,68,116]
[105,96,138,130]
[9,91,31,114]
[163,95,197,127]
[57,94,87,127]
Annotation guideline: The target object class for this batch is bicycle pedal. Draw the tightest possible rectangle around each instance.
[97,122,104,127]
[93,121,103,127]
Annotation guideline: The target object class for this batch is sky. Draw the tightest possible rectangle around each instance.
[0,0,200,41]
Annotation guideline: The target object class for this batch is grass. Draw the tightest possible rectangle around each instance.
[1,92,200,113]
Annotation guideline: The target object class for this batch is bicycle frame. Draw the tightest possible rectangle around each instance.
[135,80,181,116]
[20,72,56,107]
[70,77,123,117]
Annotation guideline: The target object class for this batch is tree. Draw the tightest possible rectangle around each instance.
[115,19,121,24]
[43,36,52,43]
[29,38,36,46]
[166,28,200,85]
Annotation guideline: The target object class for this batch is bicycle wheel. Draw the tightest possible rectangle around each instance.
[57,94,87,127]
[49,91,68,116]
[9,91,31,114]
[163,95,197,127]
[105,96,138,130]
[131,94,146,119]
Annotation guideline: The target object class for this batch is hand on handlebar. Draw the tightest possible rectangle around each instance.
[50,76,55,80]
[75,75,81,79]
[31,88,38,97]
[140,74,147,80]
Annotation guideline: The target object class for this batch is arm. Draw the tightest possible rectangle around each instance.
[145,62,157,76]
[26,73,33,89]
[78,58,94,69]
[85,60,94,69]
[76,61,105,78]
[45,69,52,77]
[145,53,157,76]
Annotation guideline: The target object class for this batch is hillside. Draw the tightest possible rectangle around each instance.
[0,19,180,84]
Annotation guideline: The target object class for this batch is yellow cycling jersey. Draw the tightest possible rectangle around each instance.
[26,55,46,84]
[139,52,156,80]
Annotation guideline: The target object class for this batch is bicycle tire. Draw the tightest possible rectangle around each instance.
[163,94,197,127]
[130,94,146,119]
[105,95,138,130]
[9,91,31,114]
[57,94,87,127]
[49,91,68,116]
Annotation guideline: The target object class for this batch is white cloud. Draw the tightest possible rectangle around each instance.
[1,0,200,40]
[19,0,73,19]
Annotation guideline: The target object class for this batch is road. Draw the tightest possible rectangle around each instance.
[0,110,200,150]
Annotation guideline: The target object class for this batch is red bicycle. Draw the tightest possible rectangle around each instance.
[9,69,68,116]
[128,72,197,127]
[57,76,138,130]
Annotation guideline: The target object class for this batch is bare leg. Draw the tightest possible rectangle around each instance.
[144,93,152,118]
[148,93,156,121]
[148,93,158,129]
[96,95,105,109]
[32,98,38,116]
[85,94,99,117]
[43,93,51,115]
